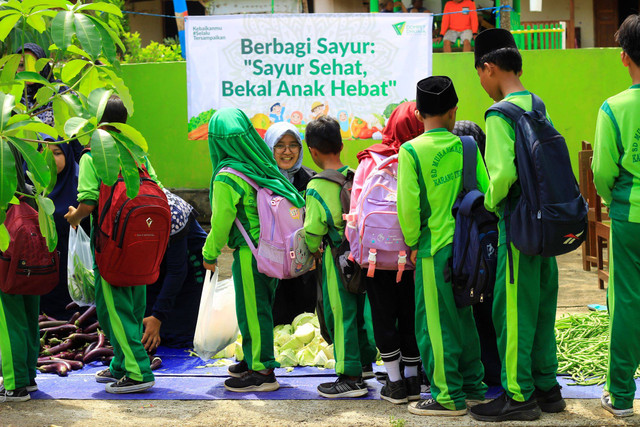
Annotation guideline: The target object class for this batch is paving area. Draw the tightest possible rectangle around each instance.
[0,249,625,427]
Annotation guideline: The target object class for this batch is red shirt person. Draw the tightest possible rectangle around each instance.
[440,0,479,52]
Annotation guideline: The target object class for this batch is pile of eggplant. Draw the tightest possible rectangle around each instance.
[38,302,161,376]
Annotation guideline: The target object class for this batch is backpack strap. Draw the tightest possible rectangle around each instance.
[311,169,347,187]
[459,136,478,193]
[484,99,526,124]
[219,167,260,191]
[530,93,546,116]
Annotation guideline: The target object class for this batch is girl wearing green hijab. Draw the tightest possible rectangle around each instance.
[202,108,304,392]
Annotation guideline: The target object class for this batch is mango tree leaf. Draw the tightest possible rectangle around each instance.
[64,116,89,137]
[61,59,89,81]
[0,92,15,130]
[87,15,125,54]
[116,142,140,199]
[52,96,70,137]
[78,66,102,97]
[36,193,54,215]
[76,2,122,16]
[98,67,133,115]
[1,54,21,83]
[34,58,50,73]
[37,201,57,251]
[61,92,88,118]
[73,14,100,59]
[0,139,18,208]
[106,123,148,152]
[0,222,8,251]
[91,18,116,62]
[51,10,75,51]
[43,147,57,194]
[26,14,47,33]
[88,88,112,121]
[7,137,51,188]
[90,129,119,186]
[15,71,53,87]
[9,196,19,205]
[65,44,91,59]
[5,121,58,139]
[6,114,29,127]
[0,54,20,70]
[0,13,21,41]
[111,132,146,163]
[35,86,54,107]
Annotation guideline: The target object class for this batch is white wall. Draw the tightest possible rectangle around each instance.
[519,0,594,47]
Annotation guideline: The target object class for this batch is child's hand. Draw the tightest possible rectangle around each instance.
[65,206,80,227]
[203,260,217,272]
[410,250,418,265]
[142,315,162,352]
[311,249,323,262]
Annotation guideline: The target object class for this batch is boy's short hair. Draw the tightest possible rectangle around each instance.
[616,14,640,66]
[474,47,522,73]
[305,116,343,154]
[102,95,128,124]
[270,102,281,111]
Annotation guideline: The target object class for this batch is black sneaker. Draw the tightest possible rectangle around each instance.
[317,375,368,398]
[228,360,249,378]
[408,398,467,416]
[26,380,37,393]
[224,370,279,392]
[95,368,119,384]
[362,364,374,380]
[105,376,154,394]
[535,384,566,413]
[601,392,634,418]
[469,393,541,422]
[380,379,408,404]
[404,376,421,401]
[0,387,30,402]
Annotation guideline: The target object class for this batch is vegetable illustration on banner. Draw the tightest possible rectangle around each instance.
[185,14,433,140]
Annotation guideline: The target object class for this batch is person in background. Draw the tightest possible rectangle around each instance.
[142,190,207,351]
[441,0,479,52]
[380,0,408,13]
[452,120,486,156]
[408,0,429,13]
[264,122,318,327]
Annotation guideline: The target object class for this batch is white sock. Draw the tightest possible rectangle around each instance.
[404,365,418,378]
[385,359,402,382]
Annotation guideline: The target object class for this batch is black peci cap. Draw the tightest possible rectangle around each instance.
[416,76,458,115]
[474,28,518,65]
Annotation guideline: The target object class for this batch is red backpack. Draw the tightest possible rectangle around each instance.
[95,167,171,287]
[0,199,59,295]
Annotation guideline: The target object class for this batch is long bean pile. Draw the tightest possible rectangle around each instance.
[554,311,637,386]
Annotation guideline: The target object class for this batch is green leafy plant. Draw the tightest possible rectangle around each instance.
[389,416,406,427]
[122,31,182,63]
[0,0,149,251]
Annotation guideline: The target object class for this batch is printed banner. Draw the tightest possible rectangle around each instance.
[185,14,433,140]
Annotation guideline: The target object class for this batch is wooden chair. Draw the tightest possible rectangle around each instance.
[578,144,597,270]
[594,189,610,289]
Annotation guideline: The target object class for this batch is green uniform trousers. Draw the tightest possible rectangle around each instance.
[607,219,640,410]
[493,242,559,402]
[232,247,279,371]
[321,249,377,378]
[0,292,39,390]
[95,269,154,383]
[415,244,487,411]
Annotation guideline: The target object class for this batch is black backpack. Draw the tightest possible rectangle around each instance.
[310,169,364,294]
[485,94,587,267]
[451,136,498,307]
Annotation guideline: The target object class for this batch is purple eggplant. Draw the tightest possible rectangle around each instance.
[40,324,77,338]
[68,333,99,344]
[83,347,114,364]
[68,312,81,324]
[150,357,162,371]
[75,306,96,327]
[39,314,57,322]
[38,361,71,376]
[83,321,100,334]
[74,352,85,362]
[42,339,75,356]
[55,351,79,360]
[38,320,67,329]
[65,301,80,311]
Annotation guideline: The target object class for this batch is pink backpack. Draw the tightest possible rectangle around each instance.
[345,154,414,282]
[220,168,313,279]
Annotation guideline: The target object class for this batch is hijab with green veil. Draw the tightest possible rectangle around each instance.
[208,108,305,208]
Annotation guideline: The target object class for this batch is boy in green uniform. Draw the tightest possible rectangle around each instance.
[201,108,305,392]
[304,116,377,398]
[65,96,158,394]
[469,29,565,421]
[397,76,489,416]
[593,14,640,418]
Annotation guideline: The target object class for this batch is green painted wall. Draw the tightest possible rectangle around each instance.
[122,48,629,189]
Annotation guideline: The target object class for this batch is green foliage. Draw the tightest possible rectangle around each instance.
[188,109,215,132]
[122,32,183,63]
[0,0,149,250]
[389,416,406,427]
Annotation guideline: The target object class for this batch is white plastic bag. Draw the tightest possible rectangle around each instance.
[194,269,239,361]
[67,226,95,306]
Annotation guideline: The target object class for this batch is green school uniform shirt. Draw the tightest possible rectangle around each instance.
[202,172,260,264]
[77,154,162,205]
[304,166,349,253]
[593,84,640,223]
[397,129,489,258]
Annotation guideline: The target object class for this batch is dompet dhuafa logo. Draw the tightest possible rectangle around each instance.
[393,21,428,35]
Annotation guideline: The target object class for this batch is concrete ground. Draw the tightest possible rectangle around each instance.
[1,249,626,427]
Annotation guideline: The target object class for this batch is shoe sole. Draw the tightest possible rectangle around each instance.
[539,399,567,413]
[318,389,368,398]
[381,394,408,405]
[26,386,38,393]
[227,370,248,379]
[105,381,155,394]
[407,394,421,402]
[469,407,542,422]
[95,377,118,384]
[466,399,491,408]
[362,372,375,380]
[224,381,280,393]
[601,396,634,418]
[1,394,31,402]
[408,404,467,417]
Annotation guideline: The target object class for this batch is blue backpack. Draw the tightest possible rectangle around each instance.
[451,136,498,308]
[485,94,588,263]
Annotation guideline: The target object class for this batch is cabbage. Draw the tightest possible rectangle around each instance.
[323,344,334,360]
[293,323,315,345]
[313,350,329,367]
[291,312,315,330]
[274,330,292,347]
[325,359,336,369]
[277,348,297,367]
[214,342,235,359]
[296,347,316,366]
[235,341,244,361]
[280,336,304,352]
[274,324,293,336]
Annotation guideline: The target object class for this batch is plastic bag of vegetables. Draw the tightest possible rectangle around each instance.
[67,226,95,306]
[194,270,239,361]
